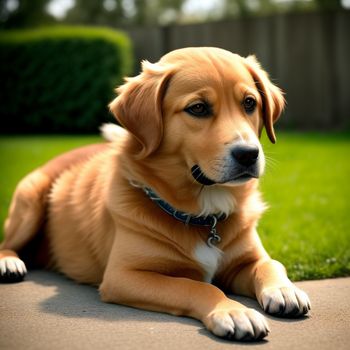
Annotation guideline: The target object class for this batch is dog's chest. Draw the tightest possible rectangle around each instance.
[193,243,223,283]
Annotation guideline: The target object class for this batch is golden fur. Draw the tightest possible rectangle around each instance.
[1,47,310,342]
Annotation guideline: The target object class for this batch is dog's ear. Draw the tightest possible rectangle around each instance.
[109,61,172,158]
[244,55,285,143]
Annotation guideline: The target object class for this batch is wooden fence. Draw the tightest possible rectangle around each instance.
[119,11,350,130]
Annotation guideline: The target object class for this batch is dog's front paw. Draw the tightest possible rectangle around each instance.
[204,307,269,341]
[259,285,311,317]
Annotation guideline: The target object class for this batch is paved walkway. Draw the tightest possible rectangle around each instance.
[0,271,349,350]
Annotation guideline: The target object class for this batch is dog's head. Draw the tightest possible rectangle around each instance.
[110,47,284,187]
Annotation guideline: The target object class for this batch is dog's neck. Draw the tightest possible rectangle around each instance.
[130,179,235,218]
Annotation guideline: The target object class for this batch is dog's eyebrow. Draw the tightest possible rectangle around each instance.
[241,87,261,102]
[181,88,216,103]
[243,88,256,96]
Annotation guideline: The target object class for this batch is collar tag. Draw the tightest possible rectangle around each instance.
[207,216,221,247]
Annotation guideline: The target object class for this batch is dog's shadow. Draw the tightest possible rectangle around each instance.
[29,269,307,344]
[30,270,174,323]
[30,270,199,325]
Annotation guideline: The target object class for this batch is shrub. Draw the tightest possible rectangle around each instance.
[0,26,133,133]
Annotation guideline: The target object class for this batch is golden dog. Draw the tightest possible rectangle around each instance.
[0,47,310,341]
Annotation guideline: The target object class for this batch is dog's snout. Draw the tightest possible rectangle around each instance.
[231,144,259,167]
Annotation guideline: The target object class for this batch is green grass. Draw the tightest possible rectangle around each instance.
[0,132,349,281]
[259,132,350,280]
[0,135,102,230]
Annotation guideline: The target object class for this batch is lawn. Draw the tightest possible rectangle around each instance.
[0,132,349,281]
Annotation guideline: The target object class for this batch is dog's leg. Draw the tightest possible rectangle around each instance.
[2,170,51,251]
[231,251,311,318]
[0,170,51,282]
[1,143,108,283]
[100,268,269,341]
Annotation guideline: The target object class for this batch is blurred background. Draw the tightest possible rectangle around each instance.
[0,0,349,280]
[0,0,349,131]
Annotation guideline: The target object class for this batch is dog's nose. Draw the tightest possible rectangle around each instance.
[231,144,259,167]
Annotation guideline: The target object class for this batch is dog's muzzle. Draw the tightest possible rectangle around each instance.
[191,144,261,186]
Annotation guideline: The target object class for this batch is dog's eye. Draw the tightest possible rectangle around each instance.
[185,103,211,118]
[243,96,257,114]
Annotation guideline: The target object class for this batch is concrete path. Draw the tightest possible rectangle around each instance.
[0,271,349,350]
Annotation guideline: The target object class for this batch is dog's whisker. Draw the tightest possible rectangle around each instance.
[264,156,279,171]
[264,156,279,166]
[265,159,278,167]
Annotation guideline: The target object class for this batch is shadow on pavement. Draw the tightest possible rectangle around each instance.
[30,269,307,328]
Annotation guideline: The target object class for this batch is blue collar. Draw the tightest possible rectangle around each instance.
[137,184,226,247]
[142,186,226,227]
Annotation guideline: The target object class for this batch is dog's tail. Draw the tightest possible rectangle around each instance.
[100,123,127,142]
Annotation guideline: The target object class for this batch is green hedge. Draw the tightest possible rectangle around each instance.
[0,26,132,133]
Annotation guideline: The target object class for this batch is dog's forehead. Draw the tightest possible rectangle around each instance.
[162,48,255,92]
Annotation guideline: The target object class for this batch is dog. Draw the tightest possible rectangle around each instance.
[0,47,310,341]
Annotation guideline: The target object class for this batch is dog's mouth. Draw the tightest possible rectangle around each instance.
[191,165,216,186]
[191,164,258,186]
